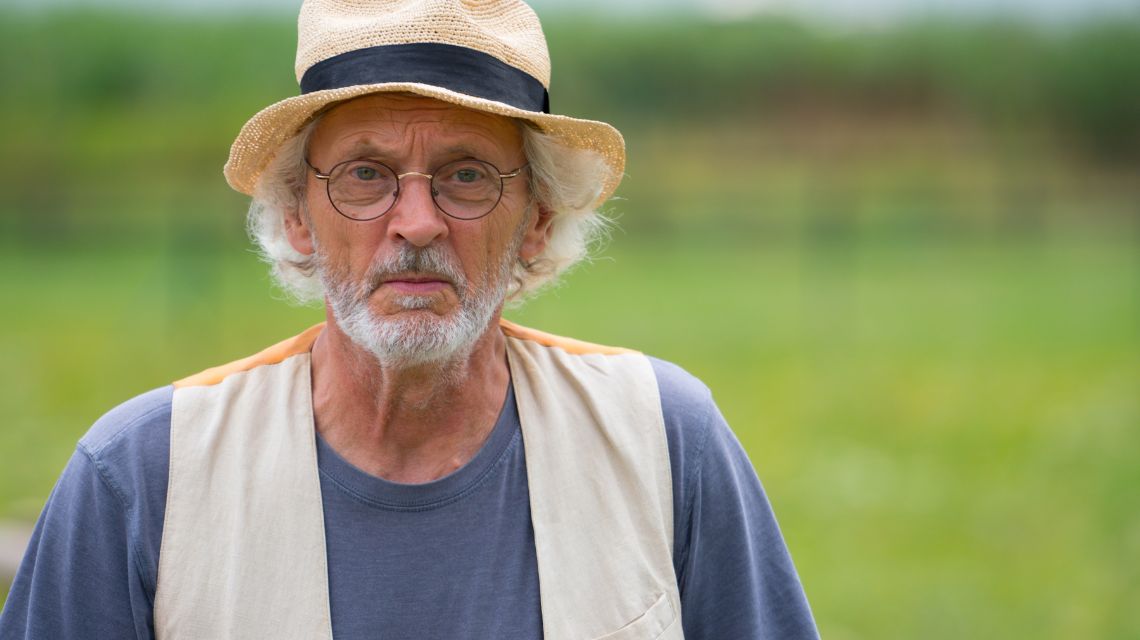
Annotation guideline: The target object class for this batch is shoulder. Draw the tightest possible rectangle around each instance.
[648,356,715,431]
[1,388,174,637]
[76,386,173,512]
[79,386,172,453]
[502,322,719,461]
[646,355,717,459]
[646,356,718,462]
[646,356,756,511]
[644,355,722,503]
[500,319,638,356]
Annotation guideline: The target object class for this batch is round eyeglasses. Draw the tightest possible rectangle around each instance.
[306,157,529,221]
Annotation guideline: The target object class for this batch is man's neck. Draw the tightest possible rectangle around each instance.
[308,317,511,484]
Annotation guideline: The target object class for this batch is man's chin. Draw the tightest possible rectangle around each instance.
[368,287,458,315]
[333,304,488,368]
[388,295,450,313]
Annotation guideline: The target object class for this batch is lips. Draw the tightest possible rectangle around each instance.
[377,272,454,295]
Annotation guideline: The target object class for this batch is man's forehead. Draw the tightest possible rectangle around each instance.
[313,93,521,150]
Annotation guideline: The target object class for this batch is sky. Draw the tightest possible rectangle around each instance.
[5,0,1139,26]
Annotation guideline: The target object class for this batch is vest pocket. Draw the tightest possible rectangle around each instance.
[592,592,678,640]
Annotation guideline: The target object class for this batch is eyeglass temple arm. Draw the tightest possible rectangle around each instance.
[305,159,331,180]
[501,163,529,179]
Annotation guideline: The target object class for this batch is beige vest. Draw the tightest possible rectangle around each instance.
[154,321,682,639]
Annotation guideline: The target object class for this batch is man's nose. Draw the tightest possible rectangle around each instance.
[385,173,448,247]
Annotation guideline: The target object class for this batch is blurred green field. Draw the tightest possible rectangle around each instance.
[1,9,1139,639]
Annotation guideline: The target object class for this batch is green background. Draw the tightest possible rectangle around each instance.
[1,10,1137,638]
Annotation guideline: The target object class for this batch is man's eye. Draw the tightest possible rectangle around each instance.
[457,168,481,183]
[351,165,380,181]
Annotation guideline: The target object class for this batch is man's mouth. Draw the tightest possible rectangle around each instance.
[377,273,453,295]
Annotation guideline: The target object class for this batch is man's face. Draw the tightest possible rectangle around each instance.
[287,94,547,367]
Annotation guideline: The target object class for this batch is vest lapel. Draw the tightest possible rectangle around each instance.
[505,328,683,639]
[157,345,332,639]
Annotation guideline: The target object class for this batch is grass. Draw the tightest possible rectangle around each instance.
[1,235,1136,637]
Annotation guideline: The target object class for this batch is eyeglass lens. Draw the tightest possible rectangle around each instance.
[326,159,505,220]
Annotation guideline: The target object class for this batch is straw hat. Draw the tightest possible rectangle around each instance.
[223,0,625,206]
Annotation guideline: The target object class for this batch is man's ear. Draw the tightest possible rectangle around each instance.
[519,203,555,262]
[284,206,315,256]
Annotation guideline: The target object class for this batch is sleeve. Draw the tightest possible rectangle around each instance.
[0,446,153,640]
[675,397,820,640]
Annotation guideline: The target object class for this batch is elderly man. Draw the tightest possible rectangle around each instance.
[0,1,817,639]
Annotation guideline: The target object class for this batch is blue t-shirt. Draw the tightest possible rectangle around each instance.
[0,357,818,639]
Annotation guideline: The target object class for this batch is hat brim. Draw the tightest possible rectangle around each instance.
[224,82,626,207]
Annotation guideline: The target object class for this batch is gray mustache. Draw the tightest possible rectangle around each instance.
[365,244,467,293]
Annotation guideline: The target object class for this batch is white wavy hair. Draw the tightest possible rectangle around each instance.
[246,110,617,306]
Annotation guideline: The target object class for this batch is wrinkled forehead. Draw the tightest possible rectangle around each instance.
[309,93,524,161]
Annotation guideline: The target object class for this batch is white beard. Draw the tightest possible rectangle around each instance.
[315,231,521,369]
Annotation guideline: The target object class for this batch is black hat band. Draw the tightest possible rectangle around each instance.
[300,42,550,114]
